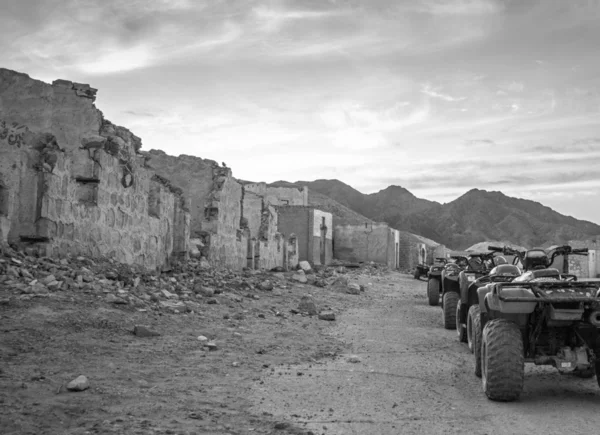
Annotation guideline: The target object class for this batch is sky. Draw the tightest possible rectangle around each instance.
[2,0,600,224]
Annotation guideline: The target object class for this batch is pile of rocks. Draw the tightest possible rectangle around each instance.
[0,246,370,313]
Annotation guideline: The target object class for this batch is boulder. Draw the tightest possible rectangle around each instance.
[298,261,312,272]
[298,295,317,315]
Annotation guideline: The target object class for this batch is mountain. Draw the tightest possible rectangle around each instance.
[267,180,374,226]
[270,180,600,250]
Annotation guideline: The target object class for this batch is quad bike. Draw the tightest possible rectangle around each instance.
[426,257,455,306]
[441,252,499,330]
[456,247,521,345]
[472,245,600,401]
[414,262,432,280]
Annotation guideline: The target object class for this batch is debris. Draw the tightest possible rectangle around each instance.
[318,310,336,321]
[66,375,89,392]
[133,325,160,337]
[298,295,317,315]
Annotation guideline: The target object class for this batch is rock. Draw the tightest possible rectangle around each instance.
[298,295,317,315]
[259,280,273,291]
[331,277,349,293]
[335,266,347,274]
[159,301,187,313]
[318,310,336,321]
[133,325,160,337]
[40,274,56,285]
[199,257,211,269]
[161,289,176,299]
[346,283,361,295]
[195,285,215,297]
[270,266,285,272]
[205,341,218,351]
[197,335,208,342]
[106,294,118,303]
[66,375,89,392]
[347,355,361,363]
[206,298,218,304]
[292,273,308,284]
[359,284,367,292]
[299,261,312,272]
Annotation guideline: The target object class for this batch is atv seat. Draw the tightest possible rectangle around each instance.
[486,284,537,314]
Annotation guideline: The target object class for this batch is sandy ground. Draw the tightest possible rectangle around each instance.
[252,272,600,435]
[3,267,600,435]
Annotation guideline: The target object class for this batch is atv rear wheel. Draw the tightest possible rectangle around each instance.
[414,268,420,279]
[481,319,524,401]
[442,292,459,330]
[427,278,440,306]
[468,305,482,377]
[456,303,467,343]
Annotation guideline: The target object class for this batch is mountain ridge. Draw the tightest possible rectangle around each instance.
[266,179,600,250]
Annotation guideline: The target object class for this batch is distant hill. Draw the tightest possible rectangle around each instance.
[270,180,600,250]
[267,180,373,226]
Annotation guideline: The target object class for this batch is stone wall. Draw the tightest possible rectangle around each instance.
[243,182,308,206]
[0,68,189,269]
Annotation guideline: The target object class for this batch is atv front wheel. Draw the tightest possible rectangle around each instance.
[414,268,420,279]
[468,305,482,377]
[456,303,467,343]
[442,292,459,330]
[481,319,524,401]
[427,278,440,306]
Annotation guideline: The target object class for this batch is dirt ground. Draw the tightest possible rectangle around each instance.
[2,264,600,435]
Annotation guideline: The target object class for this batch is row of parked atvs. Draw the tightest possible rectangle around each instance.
[416,245,600,402]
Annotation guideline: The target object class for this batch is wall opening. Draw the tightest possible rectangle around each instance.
[148,183,161,218]
[75,177,99,206]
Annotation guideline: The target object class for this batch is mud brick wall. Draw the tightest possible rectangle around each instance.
[286,234,299,270]
[244,182,308,206]
[399,231,419,271]
[0,68,189,269]
[242,189,263,240]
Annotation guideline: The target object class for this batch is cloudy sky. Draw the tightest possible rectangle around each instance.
[2,0,600,223]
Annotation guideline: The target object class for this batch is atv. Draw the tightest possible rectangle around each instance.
[414,262,432,280]
[472,245,600,401]
[426,257,455,306]
[457,247,521,346]
[441,252,499,330]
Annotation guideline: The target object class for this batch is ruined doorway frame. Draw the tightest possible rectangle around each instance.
[319,216,327,265]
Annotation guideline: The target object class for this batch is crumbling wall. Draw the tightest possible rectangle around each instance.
[244,182,308,206]
[144,150,216,238]
[0,68,189,269]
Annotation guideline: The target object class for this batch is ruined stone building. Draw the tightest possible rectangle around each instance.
[0,69,189,269]
[277,206,333,266]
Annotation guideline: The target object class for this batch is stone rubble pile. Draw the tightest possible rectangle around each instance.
[0,246,380,313]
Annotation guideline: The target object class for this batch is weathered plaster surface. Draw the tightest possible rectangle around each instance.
[0,68,189,269]
[244,182,307,206]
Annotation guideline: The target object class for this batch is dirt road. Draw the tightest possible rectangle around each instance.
[252,272,600,435]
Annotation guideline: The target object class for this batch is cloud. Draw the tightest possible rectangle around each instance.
[421,84,466,102]
[414,0,505,15]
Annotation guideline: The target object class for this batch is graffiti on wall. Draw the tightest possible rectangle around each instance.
[0,120,28,148]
